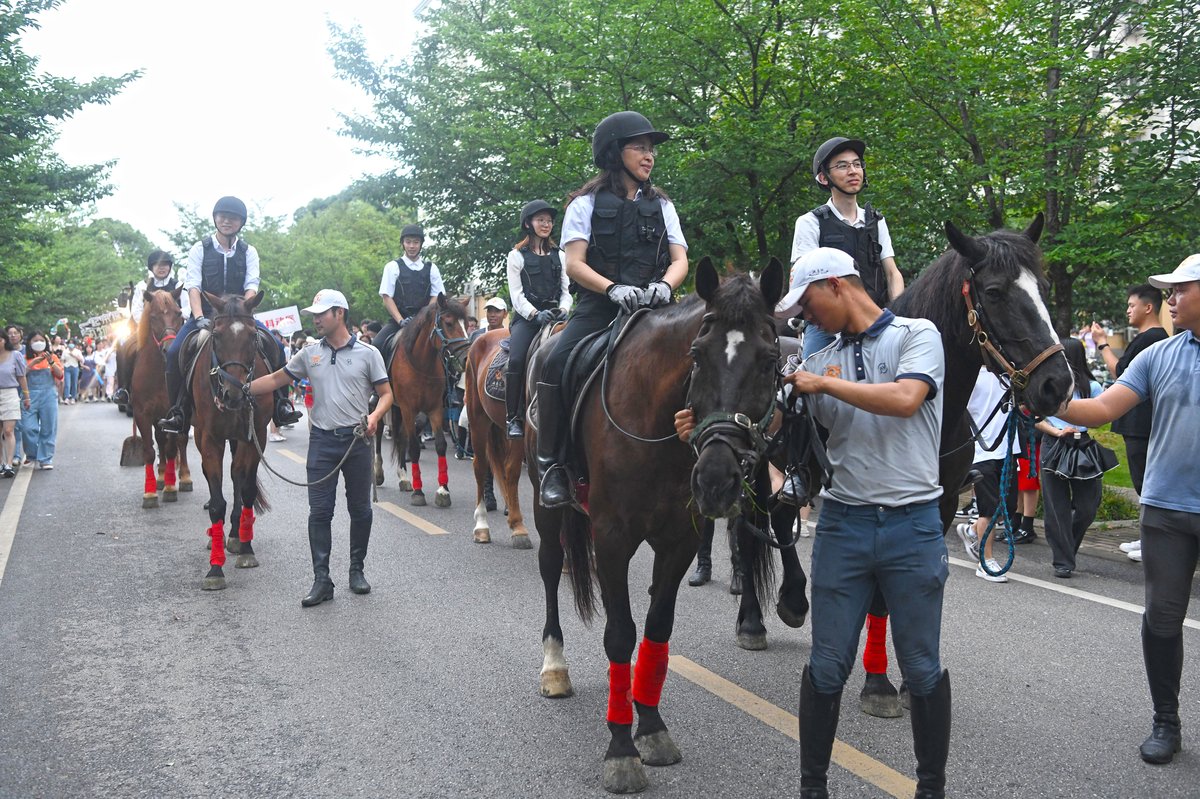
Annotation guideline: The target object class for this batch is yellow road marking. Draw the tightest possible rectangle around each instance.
[669,655,915,798]
[276,448,306,465]
[377,501,450,536]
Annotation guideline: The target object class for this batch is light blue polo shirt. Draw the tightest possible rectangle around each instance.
[803,310,945,507]
[1115,330,1200,513]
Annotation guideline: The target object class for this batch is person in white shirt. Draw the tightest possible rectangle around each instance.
[374,223,446,363]
[115,250,187,406]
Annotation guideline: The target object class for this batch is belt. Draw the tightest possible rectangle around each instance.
[317,425,359,437]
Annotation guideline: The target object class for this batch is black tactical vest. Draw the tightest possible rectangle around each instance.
[812,203,888,306]
[145,276,179,294]
[393,259,433,318]
[585,190,670,291]
[200,236,248,316]
[519,247,563,311]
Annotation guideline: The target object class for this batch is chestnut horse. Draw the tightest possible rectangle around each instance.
[386,295,469,507]
[130,289,192,507]
[463,327,531,547]
[528,258,785,793]
[192,293,272,591]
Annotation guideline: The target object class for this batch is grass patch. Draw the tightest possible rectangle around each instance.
[1091,423,1133,490]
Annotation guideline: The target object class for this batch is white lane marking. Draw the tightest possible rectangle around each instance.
[948,555,1200,631]
[724,330,744,365]
[1015,270,1060,345]
[0,467,33,588]
[376,501,449,536]
[277,448,306,465]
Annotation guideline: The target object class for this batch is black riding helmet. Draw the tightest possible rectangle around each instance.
[212,196,248,225]
[812,137,867,191]
[519,200,557,232]
[401,223,425,241]
[592,111,670,170]
[146,249,174,270]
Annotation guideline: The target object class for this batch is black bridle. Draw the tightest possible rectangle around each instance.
[430,308,470,404]
[961,274,1063,393]
[206,315,261,424]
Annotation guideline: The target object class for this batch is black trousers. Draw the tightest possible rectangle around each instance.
[1040,470,1102,572]
[543,296,618,383]
[1143,505,1200,637]
[1123,435,1150,497]
[505,315,542,421]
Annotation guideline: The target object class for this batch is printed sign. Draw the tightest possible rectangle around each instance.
[254,305,302,336]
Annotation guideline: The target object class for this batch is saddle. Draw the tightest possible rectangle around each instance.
[482,338,511,402]
[176,326,276,394]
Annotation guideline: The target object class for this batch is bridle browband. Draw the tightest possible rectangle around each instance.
[961,277,1063,392]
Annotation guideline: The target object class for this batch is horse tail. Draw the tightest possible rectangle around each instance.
[561,508,598,624]
[388,405,404,465]
[253,473,271,514]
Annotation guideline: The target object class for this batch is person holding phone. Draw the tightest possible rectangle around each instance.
[21,330,63,470]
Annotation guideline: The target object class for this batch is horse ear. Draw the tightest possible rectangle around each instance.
[944,221,986,265]
[172,288,184,306]
[205,292,225,312]
[760,257,784,310]
[143,290,155,305]
[696,257,719,304]
[245,291,264,311]
[1023,212,1045,243]
[436,292,448,310]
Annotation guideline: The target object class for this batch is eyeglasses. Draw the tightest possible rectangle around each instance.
[829,160,864,173]
[624,144,657,157]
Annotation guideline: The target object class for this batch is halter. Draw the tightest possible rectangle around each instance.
[961,278,1063,391]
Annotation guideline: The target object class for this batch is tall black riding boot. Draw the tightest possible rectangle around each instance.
[273,387,303,427]
[909,670,951,799]
[158,369,188,434]
[1141,617,1183,764]
[505,371,525,439]
[799,665,842,799]
[302,520,335,607]
[688,519,714,586]
[728,521,744,595]
[536,382,570,507]
[348,516,372,595]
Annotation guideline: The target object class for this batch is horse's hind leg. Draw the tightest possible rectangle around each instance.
[225,443,243,556]
[177,434,193,492]
[537,505,571,696]
[499,438,530,548]
[137,412,159,509]
[374,427,385,487]
[471,429,491,543]
[408,417,426,506]
[159,428,179,503]
[773,502,809,629]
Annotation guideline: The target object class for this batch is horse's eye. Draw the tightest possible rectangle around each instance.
[985,286,1003,300]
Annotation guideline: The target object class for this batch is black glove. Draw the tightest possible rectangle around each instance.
[551,308,568,322]
[642,281,673,308]
[534,310,555,326]
[606,284,644,314]
[196,316,213,331]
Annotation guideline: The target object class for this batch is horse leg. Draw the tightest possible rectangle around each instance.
[395,407,413,492]
[408,418,425,506]
[595,548,648,794]
[374,426,385,487]
[233,447,260,569]
[137,412,159,509]
[160,428,179,503]
[773,502,809,629]
[537,504,571,696]
[201,438,228,591]
[471,426,491,543]
[430,407,451,508]
[178,433,193,492]
[735,518,769,650]
[859,588,902,718]
[500,436,530,548]
[225,442,243,556]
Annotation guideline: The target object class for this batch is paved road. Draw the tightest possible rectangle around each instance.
[2,403,1198,798]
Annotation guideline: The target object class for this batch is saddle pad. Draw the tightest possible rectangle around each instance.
[484,346,511,402]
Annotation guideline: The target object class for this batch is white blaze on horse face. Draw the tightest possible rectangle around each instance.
[229,321,246,337]
[724,331,745,366]
[1016,270,1058,344]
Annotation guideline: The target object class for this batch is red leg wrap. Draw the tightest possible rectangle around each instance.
[239,507,255,543]
[411,462,423,491]
[438,455,448,488]
[209,523,226,567]
[632,638,670,707]
[165,459,177,487]
[863,613,889,674]
[144,465,157,495]
[607,662,634,725]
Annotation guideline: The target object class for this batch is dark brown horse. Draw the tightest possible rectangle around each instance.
[386,296,469,507]
[528,258,785,793]
[463,327,531,546]
[192,292,272,591]
[130,289,192,507]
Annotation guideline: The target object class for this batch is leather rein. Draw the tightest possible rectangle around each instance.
[961,279,1063,392]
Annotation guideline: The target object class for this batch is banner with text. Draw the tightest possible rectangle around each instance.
[254,305,302,336]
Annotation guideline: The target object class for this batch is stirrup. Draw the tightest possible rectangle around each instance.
[158,410,185,434]
[539,464,572,508]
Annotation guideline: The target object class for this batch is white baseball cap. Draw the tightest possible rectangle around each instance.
[1149,254,1200,289]
[484,297,508,312]
[302,289,349,314]
[774,248,860,317]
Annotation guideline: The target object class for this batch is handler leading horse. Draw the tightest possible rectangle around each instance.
[530,258,784,793]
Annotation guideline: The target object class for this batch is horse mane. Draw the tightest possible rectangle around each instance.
[891,228,1047,345]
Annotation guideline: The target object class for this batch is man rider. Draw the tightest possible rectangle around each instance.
[114,250,186,407]
[158,196,302,434]
[374,224,446,363]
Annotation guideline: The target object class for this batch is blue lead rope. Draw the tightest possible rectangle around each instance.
[978,405,1022,577]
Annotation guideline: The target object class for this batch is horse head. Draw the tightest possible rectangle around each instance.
[433,293,470,375]
[143,289,184,352]
[204,292,264,412]
[688,256,784,519]
[943,215,1073,417]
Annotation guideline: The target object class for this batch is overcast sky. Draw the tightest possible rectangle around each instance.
[24,0,418,246]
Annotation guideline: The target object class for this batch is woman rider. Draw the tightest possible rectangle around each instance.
[504,200,572,439]
[536,111,689,507]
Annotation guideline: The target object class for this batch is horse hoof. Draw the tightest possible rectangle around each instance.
[603,756,649,794]
[375,472,384,487]
[860,673,903,718]
[163,488,178,503]
[226,537,240,554]
[142,494,159,509]
[634,730,682,767]
[411,490,426,506]
[434,489,451,508]
[511,533,532,550]
[156,480,165,491]
[399,480,413,492]
[180,481,193,492]
[539,669,574,698]
[236,552,259,569]
[776,600,808,630]
[473,529,491,544]
[736,631,768,651]
[202,571,226,591]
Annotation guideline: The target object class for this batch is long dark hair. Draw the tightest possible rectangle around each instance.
[1061,337,1092,399]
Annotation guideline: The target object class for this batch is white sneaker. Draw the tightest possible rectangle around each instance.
[1128,549,1142,563]
[976,558,1008,582]
[800,520,813,538]
[39,462,53,471]
[268,432,286,442]
[955,522,980,559]
[1119,540,1142,553]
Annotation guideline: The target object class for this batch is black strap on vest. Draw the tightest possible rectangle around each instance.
[812,203,888,306]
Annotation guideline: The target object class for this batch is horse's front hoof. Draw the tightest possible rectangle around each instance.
[859,672,903,718]
[411,490,426,506]
[603,756,649,794]
[434,487,451,508]
[473,529,491,544]
[374,471,384,487]
[163,488,178,503]
[398,480,413,492]
[142,494,159,509]
[202,567,226,591]
[776,599,808,629]
[235,552,259,569]
[736,630,768,651]
[539,669,573,698]
[634,730,682,767]
[180,480,193,492]
[511,533,532,550]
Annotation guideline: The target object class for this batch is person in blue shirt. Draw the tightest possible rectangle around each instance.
[1055,253,1200,767]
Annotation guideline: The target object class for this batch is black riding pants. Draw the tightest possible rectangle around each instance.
[1142,505,1200,637]
[505,315,542,421]
[543,297,618,386]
